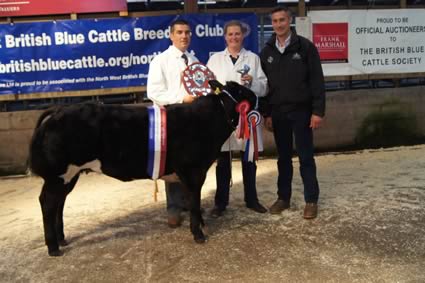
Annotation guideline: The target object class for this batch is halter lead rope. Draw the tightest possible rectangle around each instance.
[222,88,259,110]
[222,89,238,103]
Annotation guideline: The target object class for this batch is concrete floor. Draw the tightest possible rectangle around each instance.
[1,145,424,282]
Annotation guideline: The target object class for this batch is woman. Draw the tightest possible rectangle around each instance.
[207,20,268,217]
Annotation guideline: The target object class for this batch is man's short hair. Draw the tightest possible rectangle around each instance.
[170,19,191,33]
[271,5,292,18]
[223,20,247,35]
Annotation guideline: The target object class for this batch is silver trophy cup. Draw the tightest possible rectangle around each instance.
[237,64,251,86]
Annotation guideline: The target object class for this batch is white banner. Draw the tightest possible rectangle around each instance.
[308,9,425,76]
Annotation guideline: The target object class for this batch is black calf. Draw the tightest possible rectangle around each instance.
[29,81,257,256]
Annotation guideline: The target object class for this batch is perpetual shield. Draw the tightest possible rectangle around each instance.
[182,62,216,96]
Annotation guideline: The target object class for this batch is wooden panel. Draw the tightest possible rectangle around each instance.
[0,86,146,102]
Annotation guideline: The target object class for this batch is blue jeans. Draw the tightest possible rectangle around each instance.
[165,182,186,216]
[271,110,320,203]
[214,151,259,210]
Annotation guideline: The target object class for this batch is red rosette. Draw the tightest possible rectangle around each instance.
[182,62,216,97]
[235,100,251,139]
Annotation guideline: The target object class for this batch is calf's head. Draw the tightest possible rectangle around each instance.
[209,80,258,111]
[209,80,258,136]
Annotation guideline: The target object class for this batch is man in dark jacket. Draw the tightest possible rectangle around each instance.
[260,6,325,219]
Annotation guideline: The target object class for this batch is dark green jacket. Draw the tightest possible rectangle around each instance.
[260,30,326,117]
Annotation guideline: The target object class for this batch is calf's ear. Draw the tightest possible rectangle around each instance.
[225,81,241,89]
[208,80,223,94]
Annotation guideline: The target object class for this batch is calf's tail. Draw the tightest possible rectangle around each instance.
[34,106,58,129]
[28,106,61,176]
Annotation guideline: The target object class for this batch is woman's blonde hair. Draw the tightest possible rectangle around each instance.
[224,20,247,36]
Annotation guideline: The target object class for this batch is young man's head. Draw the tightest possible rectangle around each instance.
[170,19,192,52]
[270,6,292,39]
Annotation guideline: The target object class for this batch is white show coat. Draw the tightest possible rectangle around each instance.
[207,48,268,152]
[147,45,199,106]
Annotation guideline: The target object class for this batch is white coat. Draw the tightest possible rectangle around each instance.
[147,45,199,106]
[207,48,268,152]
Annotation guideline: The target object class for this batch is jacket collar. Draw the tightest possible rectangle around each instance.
[224,47,248,58]
[169,44,189,58]
[267,28,299,52]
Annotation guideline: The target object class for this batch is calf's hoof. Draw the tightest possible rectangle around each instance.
[48,249,63,257]
[59,239,69,246]
[194,235,208,244]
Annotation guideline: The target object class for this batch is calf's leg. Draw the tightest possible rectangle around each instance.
[190,188,206,243]
[39,177,73,256]
[56,174,79,247]
[180,171,207,243]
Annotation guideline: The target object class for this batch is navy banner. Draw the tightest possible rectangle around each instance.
[0,13,258,95]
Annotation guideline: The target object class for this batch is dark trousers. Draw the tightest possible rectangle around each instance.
[214,151,259,210]
[271,110,320,203]
[165,182,186,216]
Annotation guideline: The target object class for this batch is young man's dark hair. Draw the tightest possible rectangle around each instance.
[270,5,292,17]
[170,19,191,33]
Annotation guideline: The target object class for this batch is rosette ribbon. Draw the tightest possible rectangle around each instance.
[244,110,263,162]
[235,100,250,139]
[147,105,167,180]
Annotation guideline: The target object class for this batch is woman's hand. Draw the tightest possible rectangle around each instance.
[241,74,253,86]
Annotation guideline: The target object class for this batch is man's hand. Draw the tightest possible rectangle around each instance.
[310,114,323,130]
[264,117,273,132]
[183,94,197,104]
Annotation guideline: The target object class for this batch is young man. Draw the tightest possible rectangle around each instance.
[147,19,198,227]
[260,6,326,219]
